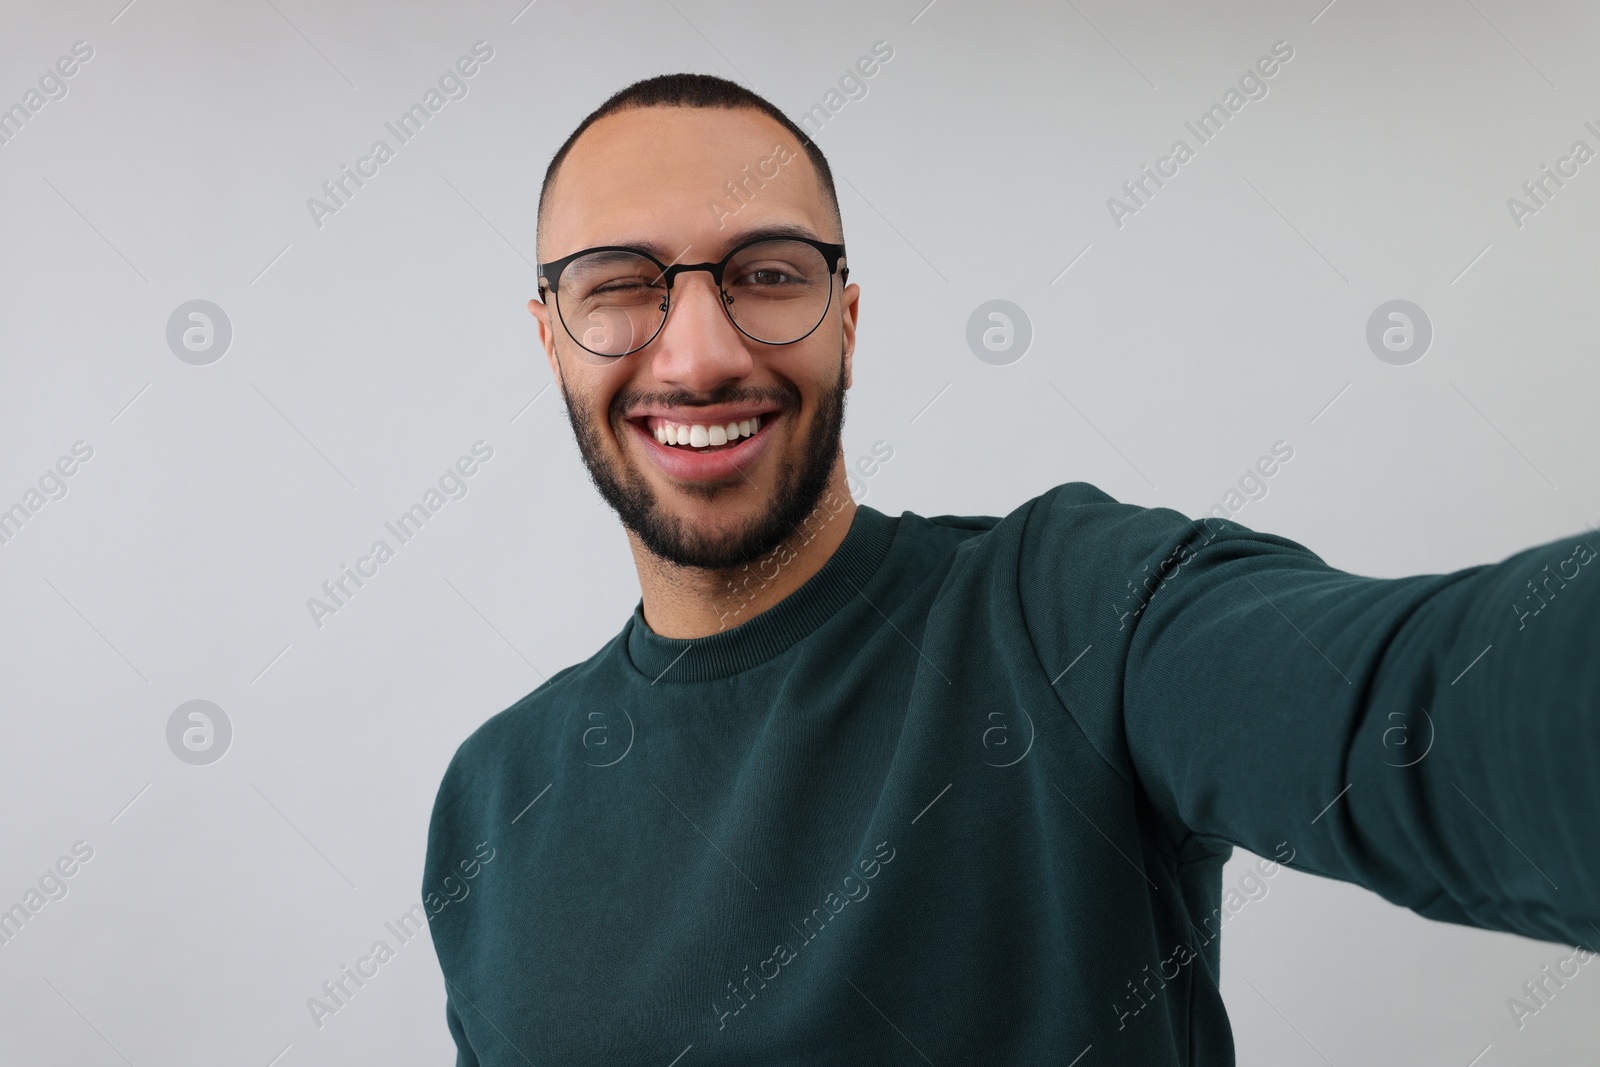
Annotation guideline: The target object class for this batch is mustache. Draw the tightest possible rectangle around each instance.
[612,384,799,422]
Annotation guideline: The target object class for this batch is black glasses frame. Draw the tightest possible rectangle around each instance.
[537,235,848,358]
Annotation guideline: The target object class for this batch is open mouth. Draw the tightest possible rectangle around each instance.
[624,409,782,482]
[632,413,773,453]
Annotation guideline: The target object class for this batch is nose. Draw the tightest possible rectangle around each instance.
[647,270,754,392]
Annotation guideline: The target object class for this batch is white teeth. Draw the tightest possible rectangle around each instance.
[650,414,767,449]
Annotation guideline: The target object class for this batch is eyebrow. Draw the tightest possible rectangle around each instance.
[576,222,831,262]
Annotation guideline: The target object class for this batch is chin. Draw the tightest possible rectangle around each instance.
[657,493,774,545]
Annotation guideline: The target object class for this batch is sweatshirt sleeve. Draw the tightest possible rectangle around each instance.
[423,738,489,1065]
[444,991,481,1067]
[1018,482,1600,948]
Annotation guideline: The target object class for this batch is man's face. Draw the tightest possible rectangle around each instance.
[531,106,859,571]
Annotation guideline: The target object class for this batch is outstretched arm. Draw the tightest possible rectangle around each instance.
[1022,483,1600,947]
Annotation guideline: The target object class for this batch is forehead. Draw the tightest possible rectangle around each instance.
[541,105,833,262]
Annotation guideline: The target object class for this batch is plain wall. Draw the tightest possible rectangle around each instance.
[2,0,1597,1062]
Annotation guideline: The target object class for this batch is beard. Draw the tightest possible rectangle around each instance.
[558,355,847,571]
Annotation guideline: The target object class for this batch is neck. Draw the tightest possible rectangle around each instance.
[629,461,858,640]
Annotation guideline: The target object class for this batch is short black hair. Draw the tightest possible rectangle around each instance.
[536,73,842,261]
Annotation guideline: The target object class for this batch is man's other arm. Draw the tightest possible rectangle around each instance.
[1019,482,1600,946]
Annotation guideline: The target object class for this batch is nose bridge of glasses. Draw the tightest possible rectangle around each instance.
[663,260,727,292]
[662,262,735,326]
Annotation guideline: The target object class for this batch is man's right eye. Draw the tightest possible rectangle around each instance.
[592,279,655,296]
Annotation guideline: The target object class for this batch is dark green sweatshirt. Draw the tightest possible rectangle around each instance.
[423,481,1600,1065]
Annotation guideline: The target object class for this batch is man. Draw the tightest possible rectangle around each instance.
[423,73,1598,1065]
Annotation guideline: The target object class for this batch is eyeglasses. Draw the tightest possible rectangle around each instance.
[538,235,848,358]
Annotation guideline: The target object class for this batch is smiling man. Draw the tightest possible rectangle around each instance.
[423,74,1600,1066]
[527,95,859,637]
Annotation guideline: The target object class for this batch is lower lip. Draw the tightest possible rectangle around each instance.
[630,416,779,483]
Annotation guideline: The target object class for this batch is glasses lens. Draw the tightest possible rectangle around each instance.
[556,250,667,356]
[721,240,833,344]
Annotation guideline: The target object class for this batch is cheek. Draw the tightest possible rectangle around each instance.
[574,370,630,436]
[769,346,841,406]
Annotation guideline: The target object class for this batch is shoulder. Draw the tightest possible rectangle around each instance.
[1015,480,1217,567]
[867,483,1171,591]
[1009,478,1333,647]
[894,481,1175,569]
[904,481,1151,539]
[429,633,620,813]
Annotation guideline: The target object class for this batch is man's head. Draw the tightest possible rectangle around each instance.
[530,74,859,572]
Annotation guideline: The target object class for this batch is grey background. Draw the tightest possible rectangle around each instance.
[2,0,1597,1063]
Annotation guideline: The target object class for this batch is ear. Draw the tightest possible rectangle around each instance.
[838,278,859,390]
[528,295,560,381]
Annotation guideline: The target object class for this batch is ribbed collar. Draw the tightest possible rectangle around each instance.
[624,504,898,683]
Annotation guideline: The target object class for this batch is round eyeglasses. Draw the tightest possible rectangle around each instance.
[538,235,848,358]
